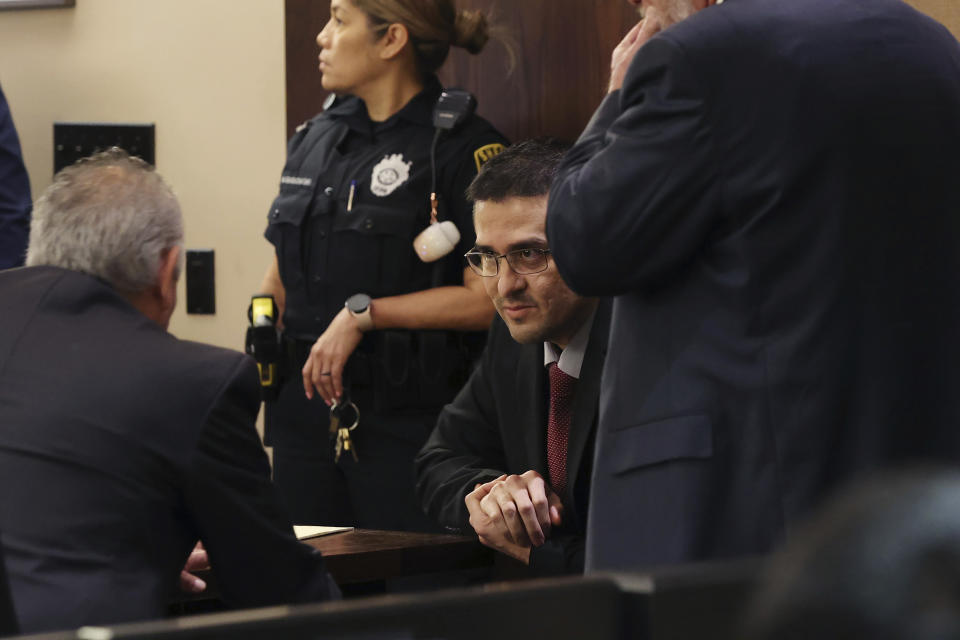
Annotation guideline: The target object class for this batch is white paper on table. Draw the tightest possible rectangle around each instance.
[293,525,354,540]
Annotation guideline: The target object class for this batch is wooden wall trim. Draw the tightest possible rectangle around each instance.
[285,1,960,142]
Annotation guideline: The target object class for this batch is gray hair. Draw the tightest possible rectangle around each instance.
[26,148,183,295]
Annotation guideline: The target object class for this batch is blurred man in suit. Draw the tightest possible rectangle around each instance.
[0,82,31,270]
[546,0,960,571]
[0,149,337,634]
[417,140,607,574]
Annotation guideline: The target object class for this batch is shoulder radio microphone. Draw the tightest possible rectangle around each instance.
[414,89,478,263]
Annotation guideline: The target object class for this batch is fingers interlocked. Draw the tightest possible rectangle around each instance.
[477,470,562,548]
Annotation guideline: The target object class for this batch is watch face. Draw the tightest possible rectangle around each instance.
[346,293,371,313]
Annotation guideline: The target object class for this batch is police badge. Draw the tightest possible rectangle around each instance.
[370,153,412,197]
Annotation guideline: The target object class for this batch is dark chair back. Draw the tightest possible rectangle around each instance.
[8,560,762,640]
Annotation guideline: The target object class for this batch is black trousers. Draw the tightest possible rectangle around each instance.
[265,375,441,533]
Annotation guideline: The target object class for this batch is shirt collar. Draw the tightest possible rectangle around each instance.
[394,75,442,126]
[543,305,599,380]
[327,75,442,134]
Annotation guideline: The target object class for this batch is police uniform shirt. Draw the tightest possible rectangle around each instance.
[265,76,508,341]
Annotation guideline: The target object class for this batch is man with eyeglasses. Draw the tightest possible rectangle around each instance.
[415,139,609,575]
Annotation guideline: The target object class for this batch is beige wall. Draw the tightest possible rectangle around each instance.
[908,0,960,38]
[0,0,286,351]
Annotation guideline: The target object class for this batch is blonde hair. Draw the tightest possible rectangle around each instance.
[352,0,490,75]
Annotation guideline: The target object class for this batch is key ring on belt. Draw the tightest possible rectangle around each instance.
[330,399,360,431]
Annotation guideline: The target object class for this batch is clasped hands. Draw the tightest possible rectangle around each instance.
[465,470,563,565]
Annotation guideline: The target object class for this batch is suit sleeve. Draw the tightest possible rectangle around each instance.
[546,35,720,296]
[0,84,31,270]
[182,355,340,605]
[529,534,584,576]
[415,322,510,531]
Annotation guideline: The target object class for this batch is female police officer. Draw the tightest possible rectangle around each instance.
[259,0,507,530]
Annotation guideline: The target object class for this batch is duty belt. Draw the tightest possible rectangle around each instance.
[281,335,374,387]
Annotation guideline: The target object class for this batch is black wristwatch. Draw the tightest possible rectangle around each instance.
[345,293,373,331]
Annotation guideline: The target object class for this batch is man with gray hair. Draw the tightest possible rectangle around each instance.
[0,150,337,634]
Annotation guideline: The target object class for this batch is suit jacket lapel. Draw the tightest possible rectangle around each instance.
[566,300,611,502]
[517,341,549,476]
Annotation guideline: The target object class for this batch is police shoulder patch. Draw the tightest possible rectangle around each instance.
[473,143,505,172]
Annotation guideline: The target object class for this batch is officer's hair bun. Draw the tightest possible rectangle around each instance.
[353,0,498,74]
[452,9,489,54]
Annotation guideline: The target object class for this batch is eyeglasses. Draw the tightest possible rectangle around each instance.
[464,248,552,277]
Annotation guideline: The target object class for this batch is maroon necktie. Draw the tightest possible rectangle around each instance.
[547,362,576,494]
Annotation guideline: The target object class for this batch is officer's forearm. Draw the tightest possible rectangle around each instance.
[371,285,494,332]
[258,256,287,326]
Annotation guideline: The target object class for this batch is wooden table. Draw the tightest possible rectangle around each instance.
[303,529,494,585]
[173,529,494,613]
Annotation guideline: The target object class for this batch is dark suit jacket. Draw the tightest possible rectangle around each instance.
[0,83,30,270]
[0,267,337,633]
[415,302,609,575]
[546,0,960,571]
[0,536,16,636]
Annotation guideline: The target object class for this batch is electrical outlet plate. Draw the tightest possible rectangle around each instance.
[53,122,155,175]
